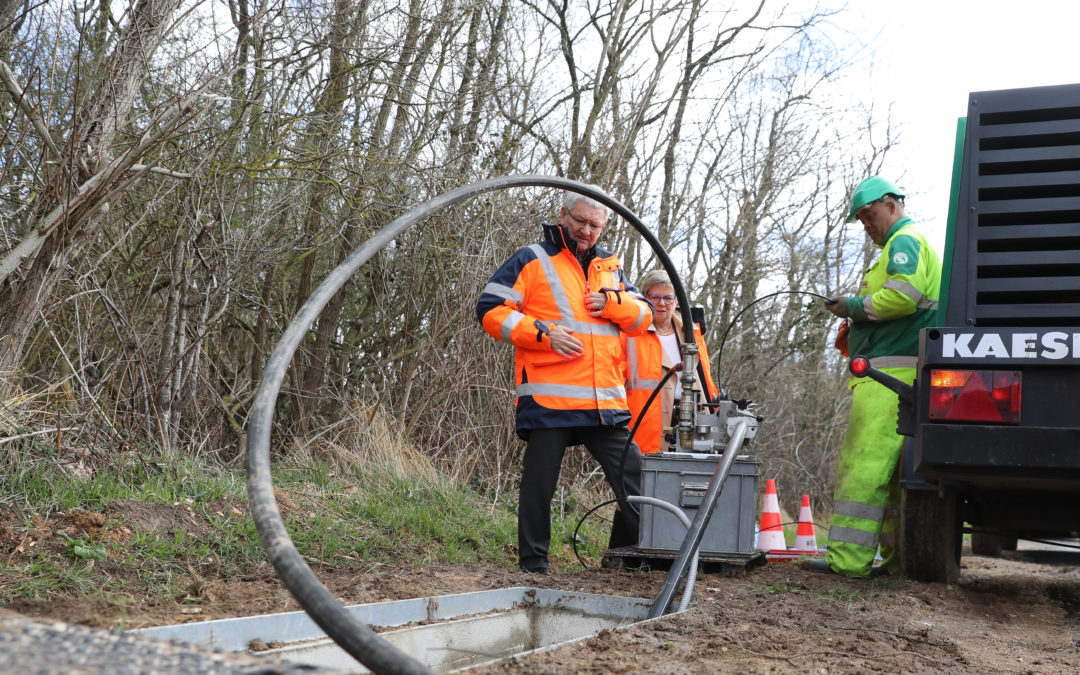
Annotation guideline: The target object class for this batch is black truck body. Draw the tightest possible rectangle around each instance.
[900,83,1080,582]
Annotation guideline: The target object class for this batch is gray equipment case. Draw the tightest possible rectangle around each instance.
[638,452,759,555]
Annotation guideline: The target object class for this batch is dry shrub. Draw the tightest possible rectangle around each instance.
[0,387,81,470]
[288,400,442,487]
[0,391,36,437]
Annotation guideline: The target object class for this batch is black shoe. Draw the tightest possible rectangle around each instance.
[520,564,548,574]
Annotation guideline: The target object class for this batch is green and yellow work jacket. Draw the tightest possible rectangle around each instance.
[844,217,941,370]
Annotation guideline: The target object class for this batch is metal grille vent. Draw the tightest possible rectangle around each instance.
[953,85,1080,327]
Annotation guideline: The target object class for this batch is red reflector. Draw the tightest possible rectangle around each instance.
[928,369,1021,424]
[850,356,869,376]
[929,388,955,411]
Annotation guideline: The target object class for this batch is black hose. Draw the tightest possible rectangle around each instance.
[245,175,686,672]
[617,367,679,516]
[572,497,619,569]
[713,290,833,396]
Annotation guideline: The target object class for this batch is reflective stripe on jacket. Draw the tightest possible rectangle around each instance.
[476,222,653,439]
[625,316,718,454]
[845,217,941,363]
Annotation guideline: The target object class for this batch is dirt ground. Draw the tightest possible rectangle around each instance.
[3,500,1080,673]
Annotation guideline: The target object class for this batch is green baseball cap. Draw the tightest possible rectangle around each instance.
[847,176,904,222]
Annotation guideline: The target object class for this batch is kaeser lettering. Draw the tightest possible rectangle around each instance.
[942,332,1080,359]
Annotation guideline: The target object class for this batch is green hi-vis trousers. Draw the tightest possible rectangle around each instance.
[826,368,914,578]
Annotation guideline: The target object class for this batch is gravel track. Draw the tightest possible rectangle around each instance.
[0,610,342,674]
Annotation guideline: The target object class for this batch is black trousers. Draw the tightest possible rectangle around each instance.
[518,424,643,571]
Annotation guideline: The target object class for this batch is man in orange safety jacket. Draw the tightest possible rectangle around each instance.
[476,189,653,573]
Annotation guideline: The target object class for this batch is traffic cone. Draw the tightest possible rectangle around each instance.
[794,494,819,550]
[756,479,787,550]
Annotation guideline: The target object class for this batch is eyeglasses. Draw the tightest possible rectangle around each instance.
[855,196,893,222]
[854,200,880,221]
[565,210,607,231]
[646,294,677,305]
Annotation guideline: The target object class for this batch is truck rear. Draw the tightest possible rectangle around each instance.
[897,82,1080,582]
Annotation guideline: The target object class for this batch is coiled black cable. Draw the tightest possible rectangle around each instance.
[572,497,620,569]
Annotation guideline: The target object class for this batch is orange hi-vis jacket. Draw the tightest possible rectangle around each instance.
[625,317,719,454]
[476,223,653,439]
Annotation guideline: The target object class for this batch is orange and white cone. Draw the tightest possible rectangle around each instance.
[756,479,787,550]
[794,494,819,550]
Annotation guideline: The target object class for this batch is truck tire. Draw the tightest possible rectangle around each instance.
[901,488,960,583]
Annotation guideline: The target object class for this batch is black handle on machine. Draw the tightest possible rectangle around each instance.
[848,355,917,437]
[848,355,915,403]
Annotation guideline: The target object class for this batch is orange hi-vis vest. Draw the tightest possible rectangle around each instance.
[477,223,653,439]
[625,319,719,454]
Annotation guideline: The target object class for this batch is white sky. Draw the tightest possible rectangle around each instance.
[838,0,1079,254]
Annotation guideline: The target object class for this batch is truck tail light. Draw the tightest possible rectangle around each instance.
[928,369,1021,424]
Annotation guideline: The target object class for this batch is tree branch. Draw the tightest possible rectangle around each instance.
[0,57,62,157]
[0,85,209,286]
[130,164,192,179]
[0,426,80,446]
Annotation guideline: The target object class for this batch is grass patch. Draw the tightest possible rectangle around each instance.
[0,405,614,606]
[4,553,99,600]
[1,446,244,513]
[821,575,907,611]
[822,584,862,605]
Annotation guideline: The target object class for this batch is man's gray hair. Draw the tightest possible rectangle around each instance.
[564,188,611,217]
[638,269,672,296]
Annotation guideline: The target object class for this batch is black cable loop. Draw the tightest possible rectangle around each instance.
[713,290,833,396]
[572,497,619,569]
[245,175,689,673]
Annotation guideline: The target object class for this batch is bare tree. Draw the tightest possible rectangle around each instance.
[0,0,194,393]
[0,0,898,504]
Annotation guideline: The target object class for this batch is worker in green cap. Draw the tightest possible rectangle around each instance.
[820,176,942,578]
